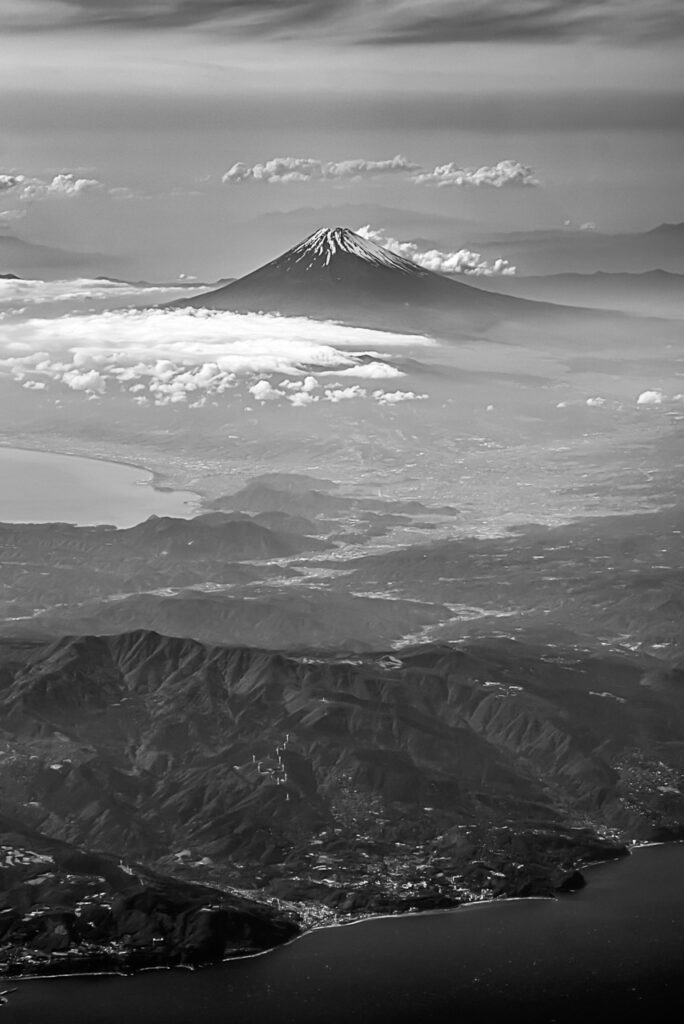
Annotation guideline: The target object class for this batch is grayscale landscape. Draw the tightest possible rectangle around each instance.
[0,3,682,1022]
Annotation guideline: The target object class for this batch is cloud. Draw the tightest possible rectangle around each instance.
[222,155,538,189]
[365,1,684,45]
[411,160,538,188]
[248,376,426,408]
[0,174,24,193]
[0,171,126,209]
[0,209,26,231]
[7,1,683,43]
[5,1,349,34]
[357,225,516,276]
[222,154,420,185]
[636,389,664,406]
[22,173,105,199]
[372,389,427,405]
[319,361,405,379]
[0,300,433,407]
[323,384,366,402]
[0,277,207,317]
[249,379,281,402]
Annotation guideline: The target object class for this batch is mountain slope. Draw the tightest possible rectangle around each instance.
[171,227,555,334]
[0,811,298,976]
[465,269,684,318]
[1,630,681,921]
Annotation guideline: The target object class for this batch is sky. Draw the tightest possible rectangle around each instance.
[0,1,682,279]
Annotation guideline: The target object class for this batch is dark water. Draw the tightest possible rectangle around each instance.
[6,844,684,1024]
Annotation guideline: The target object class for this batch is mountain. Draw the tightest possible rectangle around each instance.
[465,269,684,319]
[171,226,553,334]
[459,223,684,276]
[0,810,298,976]
[0,234,124,281]
[3,628,681,933]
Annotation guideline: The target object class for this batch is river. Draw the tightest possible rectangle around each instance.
[0,447,198,527]
[5,842,684,1023]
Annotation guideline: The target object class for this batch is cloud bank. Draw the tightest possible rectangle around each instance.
[356,226,516,276]
[0,301,432,409]
[222,155,539,188]
[0,277,206,318]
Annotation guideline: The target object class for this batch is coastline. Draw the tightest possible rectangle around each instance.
[2,843,641,985]
[0,442,204,522]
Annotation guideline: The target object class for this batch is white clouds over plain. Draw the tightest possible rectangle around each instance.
[357,226,516,276]
[222,155,539,189]
[0,299,432,409]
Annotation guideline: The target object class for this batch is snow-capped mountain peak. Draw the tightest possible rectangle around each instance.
[280,227,426,275]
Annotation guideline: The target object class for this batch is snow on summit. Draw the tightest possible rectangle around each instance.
[284,227,428,275]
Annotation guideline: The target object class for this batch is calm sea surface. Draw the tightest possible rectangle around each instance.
[0,447,198,527]
[7,843,684,1024]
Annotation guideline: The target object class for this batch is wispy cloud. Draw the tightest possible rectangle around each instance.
[222,155,539,189]
[356,225,516,276]
[6,1,683,42]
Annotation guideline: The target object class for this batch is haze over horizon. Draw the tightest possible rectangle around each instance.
[1,0,683,279]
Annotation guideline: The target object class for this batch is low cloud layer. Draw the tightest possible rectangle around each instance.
[223,155,538,189]
[0,277,205,318]
[0,291,432,409]
[357,226,516,276]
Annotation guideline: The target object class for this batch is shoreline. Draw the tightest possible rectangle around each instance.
[0,442,205,515]
[4,843,646,986]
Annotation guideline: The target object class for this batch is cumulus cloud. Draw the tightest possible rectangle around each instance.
[319,360,405,379]
[21,173,105,200]
[249,379,281,402]
[324,384,366,402]
[411,160,538,188]
[357,225,516,276]
[0,304,432,407]
[0,171,124,208]
[222,154,538,189]
[637,389,664,406]
[223,154,420,185]
[0,174,24,193]
[372,389,427,405]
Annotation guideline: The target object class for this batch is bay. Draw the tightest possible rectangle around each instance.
[0,447,198,528]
